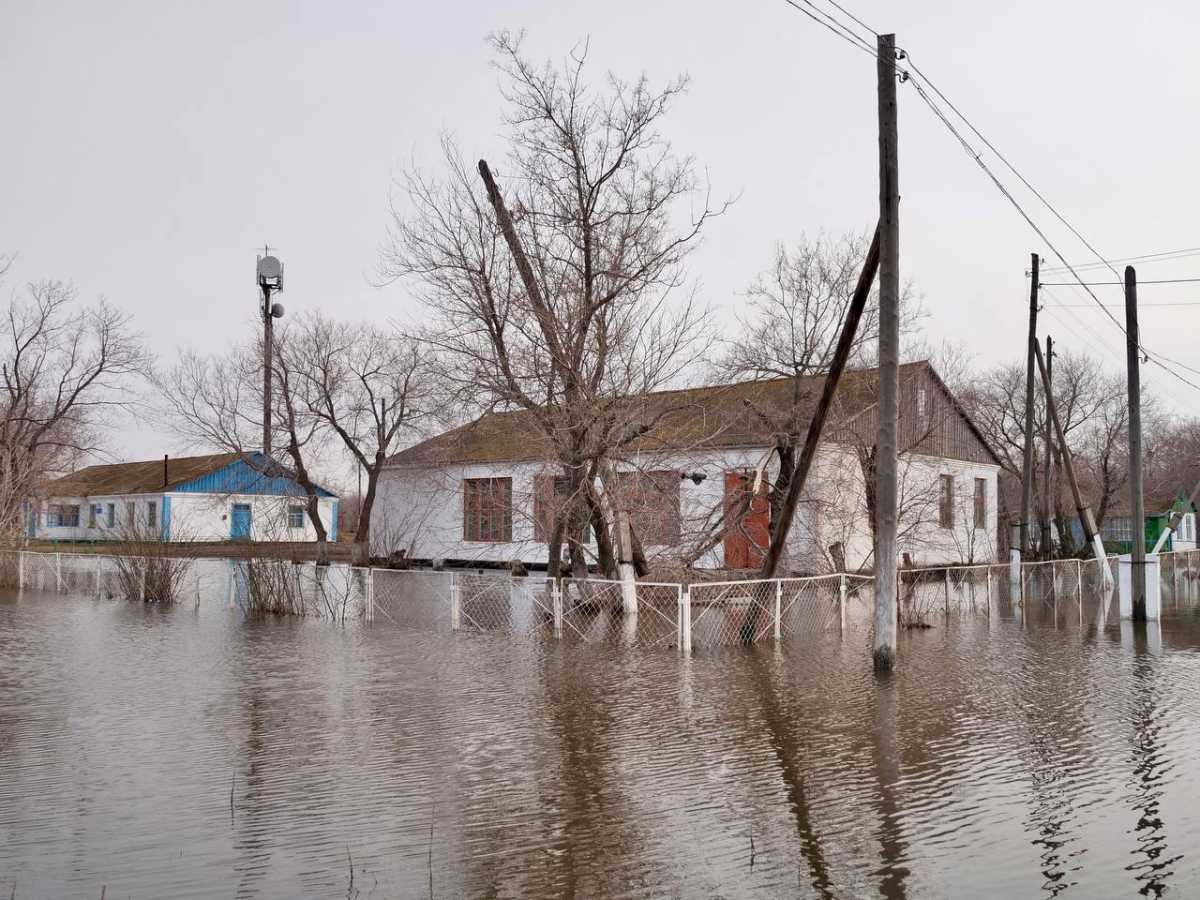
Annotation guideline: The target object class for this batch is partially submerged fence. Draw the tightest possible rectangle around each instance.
[7,548,1200,652]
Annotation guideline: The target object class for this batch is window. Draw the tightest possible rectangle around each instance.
[288,505,305,528]
[612,470,682,546]
[917,387,928,417]
[1102,517,1132,543]
[147,501,157,529]
[88,504,98,528]
[533,476,592,544]
[125,502,136,528]
[106,503,115,528]
[939,475,955,529]
[48,504,80,527]
[463,478,512,542]
[973,477,987,529]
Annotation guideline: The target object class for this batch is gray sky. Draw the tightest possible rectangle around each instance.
[3,0,1199,484]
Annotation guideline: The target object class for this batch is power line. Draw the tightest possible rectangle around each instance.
[780,0,877,58]
[776,0,1200,396]
[1041,277,1200,287]
[1041,246,1200,275]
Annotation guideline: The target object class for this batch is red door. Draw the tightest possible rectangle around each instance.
[724,471,771,568]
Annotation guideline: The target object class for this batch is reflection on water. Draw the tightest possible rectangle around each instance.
[3,587,1200,898]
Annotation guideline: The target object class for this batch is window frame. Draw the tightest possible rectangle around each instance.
[938,474,955,529]
[106,503,115,528]
[287,505,306,529]
[973,477,987,529]
[533,475,592,545]
[612,469,682,547]
[463,477,513,543]
[147,501,158,529]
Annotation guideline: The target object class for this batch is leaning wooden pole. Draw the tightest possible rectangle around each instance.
[1041,335,1054,559]
[757,225,880,580]
[874,33,900,673]
[1034,341,1112,586]
[1125,265,1147,620]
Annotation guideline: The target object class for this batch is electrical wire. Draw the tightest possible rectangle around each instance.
[777,0,1200,396]
[1041,246,1200,275]
[1041,277,1200,287]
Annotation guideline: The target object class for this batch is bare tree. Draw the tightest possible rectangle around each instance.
[289,312,436,564]
[157,326,335,562]
[380,31,726,577]
[715,231,923,569]
[0,271,148,540]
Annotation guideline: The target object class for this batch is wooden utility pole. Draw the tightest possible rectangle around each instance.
[1125,265,1147,619]
[1021,254,1039,556]
[1034,342,1110,583]
[1041,335,1054,559]
[874,33,900,674]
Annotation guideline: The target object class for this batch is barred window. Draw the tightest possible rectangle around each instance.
[973,477,987,529]
[288,505,305,528]
[939,475,955,529]
[106,503,115,527]
[463,477,512,542]
[612,470,681,546]
[533,475,591,544]
[147,501,157,529]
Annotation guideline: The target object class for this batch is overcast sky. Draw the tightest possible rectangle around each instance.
[3,0,1198,484]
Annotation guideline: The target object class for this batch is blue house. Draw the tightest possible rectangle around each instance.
[30,452,338,543]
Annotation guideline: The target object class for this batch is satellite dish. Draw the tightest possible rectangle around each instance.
[257,255,282,281]
[271,302,285,319]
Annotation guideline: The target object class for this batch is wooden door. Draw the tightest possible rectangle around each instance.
[724,471,771,569]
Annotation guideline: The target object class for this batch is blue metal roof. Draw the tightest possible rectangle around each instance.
[170,453,336,498]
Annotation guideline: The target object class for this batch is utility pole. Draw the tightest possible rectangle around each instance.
[1034,342,1111,585]
[1041,335,1054,559]
[1021,253,1039,557]
[1125,265,1147,620]
[873,32,900,674]
[256,249,285,459]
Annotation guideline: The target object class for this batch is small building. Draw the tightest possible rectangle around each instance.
[28,452,338,543]
[1094,492,1198,555]
[372,362,1002,572]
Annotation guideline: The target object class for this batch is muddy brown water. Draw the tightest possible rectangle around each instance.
[2,585,1199,898]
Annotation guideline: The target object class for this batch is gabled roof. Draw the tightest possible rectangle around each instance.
[388,361,1001,469]
[39,452,337,499]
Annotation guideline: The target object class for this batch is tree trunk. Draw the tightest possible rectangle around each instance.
[352,455,384,566]
[588,491,618,579]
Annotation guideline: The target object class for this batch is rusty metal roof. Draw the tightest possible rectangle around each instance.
[39,452,242,497]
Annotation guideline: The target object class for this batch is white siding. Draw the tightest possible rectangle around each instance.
[372,445,1000,571]
[31,492,337,543]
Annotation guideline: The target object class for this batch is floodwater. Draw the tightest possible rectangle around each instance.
[2,580,1200,898]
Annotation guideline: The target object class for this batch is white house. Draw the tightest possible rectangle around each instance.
[29,452,338,543]
[372,362,1002,573]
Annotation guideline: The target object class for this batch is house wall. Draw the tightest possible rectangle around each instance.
[167,494,337,543]
[372,444,1000,571]
[31,492,337,543]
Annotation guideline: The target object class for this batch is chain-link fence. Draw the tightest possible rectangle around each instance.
[4,547,1184,653]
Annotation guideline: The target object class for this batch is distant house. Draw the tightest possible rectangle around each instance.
[28,452,338,543]
[1092,491,1198,555]
[372,361,1002,572]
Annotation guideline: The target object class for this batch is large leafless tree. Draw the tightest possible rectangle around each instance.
[0,267,148,540]
[380,32,726,577]
[289,312,436,564]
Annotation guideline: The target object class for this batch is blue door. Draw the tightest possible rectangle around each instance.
[231,504,252,539]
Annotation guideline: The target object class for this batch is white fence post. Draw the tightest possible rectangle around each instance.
[365,568,374,622]
[17,551,24,593]
[552,580,563,637]
[679,586,692,655]
[944,568,951,617]
[55,552,62,593]
[95,555,102,599]
[773,580,782,641]
[839,574,848,632]
[450,572,462,631]
[985,567,993,618]
[140,559,147,603]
